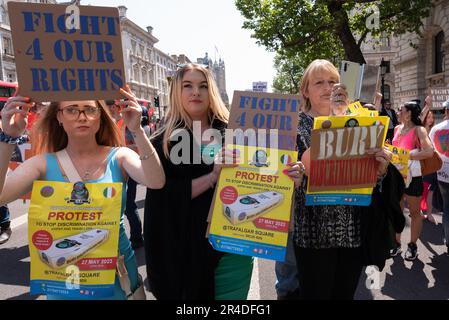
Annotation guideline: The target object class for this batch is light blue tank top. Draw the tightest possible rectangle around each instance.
[45,147,139,300]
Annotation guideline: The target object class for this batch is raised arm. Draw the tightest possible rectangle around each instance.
[0,95,43,205]
[116,86,165,189]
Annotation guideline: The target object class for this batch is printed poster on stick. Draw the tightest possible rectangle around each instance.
[28,181,122,299]
[8,2,125,102]
[305,115,389,206]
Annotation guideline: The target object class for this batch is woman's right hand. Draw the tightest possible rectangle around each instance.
[212,148,240,177]
[1,94,33,138]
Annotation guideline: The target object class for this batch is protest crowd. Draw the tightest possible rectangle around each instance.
[0,2,448,302]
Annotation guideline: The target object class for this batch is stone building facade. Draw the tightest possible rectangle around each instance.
[197,53,229,106]
[362,0,449,119]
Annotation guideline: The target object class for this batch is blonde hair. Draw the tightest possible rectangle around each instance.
[299,59,340,112]
[154,63,229,158]
[32,100,124,154]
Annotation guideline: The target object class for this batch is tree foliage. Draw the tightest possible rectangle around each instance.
[236,0,432,64]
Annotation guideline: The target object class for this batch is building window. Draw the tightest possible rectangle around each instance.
[149,70,154,86]
[133,65,140,83]
[142,68,147,84]
[139,45,144,58]
[0,6,6,24]
[131,40,137,55]
[3,37,13,55]
[435,31,445,74]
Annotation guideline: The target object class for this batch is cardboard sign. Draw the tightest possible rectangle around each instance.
[359,64,381,105]
[8,2,125,102]
[228,91,300,151]
[430,87,449,110]
[340,61,364,102]
[308,116,388,192]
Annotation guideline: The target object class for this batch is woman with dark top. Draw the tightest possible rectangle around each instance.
[144,63,305,300]
[143,64,244,300]
[293,59,396,300]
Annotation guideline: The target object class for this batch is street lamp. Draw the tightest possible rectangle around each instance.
[380,58,388,110]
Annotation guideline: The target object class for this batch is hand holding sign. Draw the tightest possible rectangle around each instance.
[118,85,142,133]
[1,88,34,138]
[283,161,306,188]
[213,149,240,174]
[366,146,392,177]
[330,84,349,116]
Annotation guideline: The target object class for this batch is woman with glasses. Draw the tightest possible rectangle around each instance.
[391,101,434,261]
[0,86,165,299]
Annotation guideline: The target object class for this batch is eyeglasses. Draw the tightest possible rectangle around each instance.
[59,106,101,120]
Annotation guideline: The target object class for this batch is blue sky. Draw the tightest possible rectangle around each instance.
[85,0,277,101]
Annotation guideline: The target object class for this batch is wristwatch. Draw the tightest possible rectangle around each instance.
[0,130,28,145]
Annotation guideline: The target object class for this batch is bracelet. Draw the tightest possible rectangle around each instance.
[0,130,28,145]
[139,149,156,160]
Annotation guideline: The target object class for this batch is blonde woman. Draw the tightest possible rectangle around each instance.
[144,63,304,300]
[0,86,165,299]
[294,59,396,299]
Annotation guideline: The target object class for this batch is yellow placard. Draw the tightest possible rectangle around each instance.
[386,144,410,180]
[28,181,122,299]
[305,115,389,206]
[208,145,297,261]
[346,101,379,117]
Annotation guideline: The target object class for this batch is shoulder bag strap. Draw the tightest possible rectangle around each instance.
[55,149,82,183]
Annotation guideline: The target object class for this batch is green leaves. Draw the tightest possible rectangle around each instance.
[235,0,432,64]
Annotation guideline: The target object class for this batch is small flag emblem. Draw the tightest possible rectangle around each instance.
[280,155,291,165]
[103,187,116,198]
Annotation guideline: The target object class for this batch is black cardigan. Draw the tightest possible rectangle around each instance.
[360,164,405,271]
[144,120,226,300]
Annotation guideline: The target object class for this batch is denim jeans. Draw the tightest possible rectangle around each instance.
[275,232,299,297]
[439,181,449,247]
[125,177,143,241]
[0,205,10,229]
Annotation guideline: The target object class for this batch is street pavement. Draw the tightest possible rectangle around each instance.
[1,185,448,300]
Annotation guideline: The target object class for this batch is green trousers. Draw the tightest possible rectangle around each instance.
[215,253,254,300]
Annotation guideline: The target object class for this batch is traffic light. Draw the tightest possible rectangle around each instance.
[154,96,160,107]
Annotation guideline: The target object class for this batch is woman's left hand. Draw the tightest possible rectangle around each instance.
[283,161,306,188]
[330,83,350,115]
[119,85,142,133]
[367,147,392,177]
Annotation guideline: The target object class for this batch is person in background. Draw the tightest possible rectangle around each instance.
[0,107,14,245]
[0,205,11,245]
[420,98,438,224]
[429,100,449,255]
[106,99,147,249]
[391,101,434,261]
[380,100,399,143]
[275,232,300,299]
